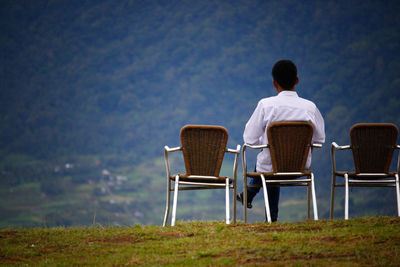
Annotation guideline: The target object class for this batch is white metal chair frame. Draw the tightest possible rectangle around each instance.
[242,143,322,224]
[330,142,400,220]
[163,145,240,226]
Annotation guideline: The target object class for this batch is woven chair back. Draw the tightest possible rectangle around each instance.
[267,121,314,173]
[180,125,228,177]
[350,123,398,174]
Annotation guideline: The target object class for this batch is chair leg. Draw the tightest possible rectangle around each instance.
[330,174,336,219]
[226,178,230,224]
[233,180,237,224]
[162,178,171,227]
[396,174,400,217]
[344,173,349,220]
[307,184,311,220]
[260,174,272,224]
[311,173,318,220]
[171,175,179,226]
[244,176,248,223]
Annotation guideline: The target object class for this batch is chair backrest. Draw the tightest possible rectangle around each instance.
[350,123,398,174]
[267,121,314,173]
[180,125,228,177]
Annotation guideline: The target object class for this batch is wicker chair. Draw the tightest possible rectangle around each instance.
[330,123,400,220]
[242,121,322,223]
[163,125,240,226]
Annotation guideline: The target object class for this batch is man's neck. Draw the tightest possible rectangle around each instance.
[277,88,295,93]
[273,77,298,93]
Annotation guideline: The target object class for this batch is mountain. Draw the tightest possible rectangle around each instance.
[1,0,400,227]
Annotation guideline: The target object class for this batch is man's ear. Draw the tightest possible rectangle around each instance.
[295,76,299,85]
[273,80,279,89]
[273,80,283,93]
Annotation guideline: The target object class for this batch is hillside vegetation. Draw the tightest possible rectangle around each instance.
[1,0,400,227]
[1,217,400,266]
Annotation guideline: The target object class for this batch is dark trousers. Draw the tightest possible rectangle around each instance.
[248,176,280,222]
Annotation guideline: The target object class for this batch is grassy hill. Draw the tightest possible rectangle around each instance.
[1,0,400,227]
[1,217,400,266]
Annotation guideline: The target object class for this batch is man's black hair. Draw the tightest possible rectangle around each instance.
[271,60,298,89]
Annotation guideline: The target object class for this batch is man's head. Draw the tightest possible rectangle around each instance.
[272,60,298,90]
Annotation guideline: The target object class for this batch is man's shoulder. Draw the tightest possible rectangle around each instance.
[297,96,317,107]
[259,94,316,106]
[258,95,279,105]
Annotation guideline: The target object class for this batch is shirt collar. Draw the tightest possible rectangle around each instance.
[278,90,298,97]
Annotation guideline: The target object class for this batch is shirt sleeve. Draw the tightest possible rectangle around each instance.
[312,106,325,144]
[243,100,271,145]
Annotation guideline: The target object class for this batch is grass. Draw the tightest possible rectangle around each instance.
[1,217,400,266]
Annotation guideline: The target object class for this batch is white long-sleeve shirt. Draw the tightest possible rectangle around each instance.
[243,90,325,172]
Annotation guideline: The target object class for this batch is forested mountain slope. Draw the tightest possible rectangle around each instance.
[1,0,399,226]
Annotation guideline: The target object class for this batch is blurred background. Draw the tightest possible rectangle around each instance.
[1,0,400,227]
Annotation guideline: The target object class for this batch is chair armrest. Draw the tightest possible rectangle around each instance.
[164,146,182,180]
[226,145,241,154]
[332,142,351,150]
[164,146,182,152]
[242,143,269,179]
[311,143,323,148]
[226,145,241,183]
[243,143,269,150]
[396,145,400,173]
[331,142,351,176]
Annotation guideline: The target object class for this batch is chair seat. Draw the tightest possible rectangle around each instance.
[170,174,232,184]
[246,170,311,179]
[334,171,397,179]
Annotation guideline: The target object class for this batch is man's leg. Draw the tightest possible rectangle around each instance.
[247,176,261,205]
[267,186,280,222]
[237,176,260,209]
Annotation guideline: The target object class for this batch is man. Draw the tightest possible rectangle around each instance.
[237,59,325,222]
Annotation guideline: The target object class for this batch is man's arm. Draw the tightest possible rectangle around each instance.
[312,107,325,144]
[243,101,270,145]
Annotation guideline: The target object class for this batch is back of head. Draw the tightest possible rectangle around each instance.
[272,60,298,90]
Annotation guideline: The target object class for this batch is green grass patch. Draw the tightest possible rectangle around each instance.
[1,217,400,266]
